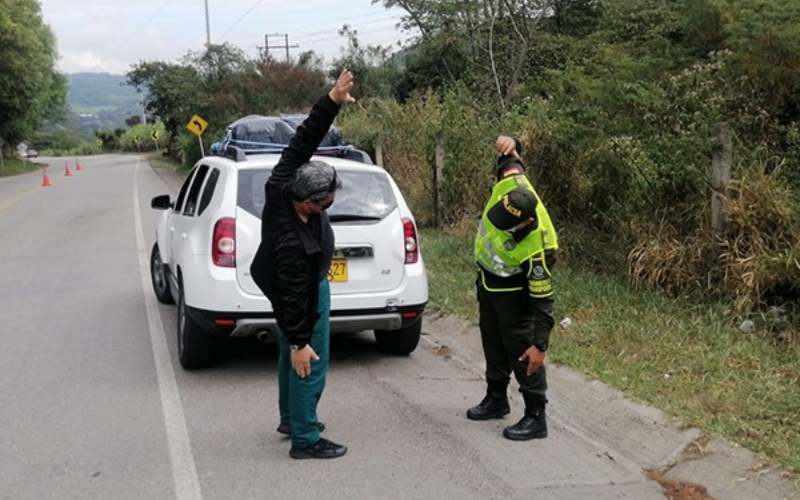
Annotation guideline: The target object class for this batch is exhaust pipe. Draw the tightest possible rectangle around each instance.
[256,330,273,344]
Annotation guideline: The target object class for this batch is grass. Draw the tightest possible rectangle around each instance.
[419,226,800,474]
[144,151,193,175]
[0,157,42,177]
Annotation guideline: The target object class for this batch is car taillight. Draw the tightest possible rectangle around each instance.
[212,218,236,267]
[403,218,419,264]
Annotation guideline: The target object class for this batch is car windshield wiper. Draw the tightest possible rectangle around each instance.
[328,214,382,222]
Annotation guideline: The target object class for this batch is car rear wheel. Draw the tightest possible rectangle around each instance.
[150,244,174,304]
[177,280,216,369]
[374,321,422,355]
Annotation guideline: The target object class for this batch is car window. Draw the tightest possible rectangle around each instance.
[332,170,397,220]
[174,166,196,213]
[198,168,220,216]
[183,164,210,216]
[237,169,272,218]
[237,168,398,221]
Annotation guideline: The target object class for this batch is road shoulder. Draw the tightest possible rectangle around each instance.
[421,311,800,500]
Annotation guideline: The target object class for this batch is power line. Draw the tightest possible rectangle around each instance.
[239,32,414,67]
[210,7,415,63]
[298,25,405,46]
[218,10,401,45]
[289,12,400,35]
[260,33,299,62]
[106,0,177,59]
[215,0,266,43]
[292,15,402,41]
[371,33,418,47]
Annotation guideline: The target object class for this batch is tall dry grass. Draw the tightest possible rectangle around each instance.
[629,165,800,336]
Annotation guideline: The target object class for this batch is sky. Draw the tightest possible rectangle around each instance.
[37,0,417,75]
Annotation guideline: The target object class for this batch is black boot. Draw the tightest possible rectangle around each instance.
[466,391,510,420]
[503,407,547,440]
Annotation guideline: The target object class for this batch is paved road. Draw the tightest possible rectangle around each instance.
[1,155,797,500]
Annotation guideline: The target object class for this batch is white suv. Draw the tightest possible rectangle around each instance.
[149,138,428,369]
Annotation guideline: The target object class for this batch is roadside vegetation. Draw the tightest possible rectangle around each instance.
[0,158,42,178]
[0,0,66,159]
[5,0,800,476]
[421,226,800,473]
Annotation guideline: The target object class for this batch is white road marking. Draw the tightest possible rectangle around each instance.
[133,159,203,500]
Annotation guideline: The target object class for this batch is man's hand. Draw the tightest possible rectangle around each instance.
[329,69,356,105]
[519,345,545,376]
[495,135,520,159]
[291,345,320,378]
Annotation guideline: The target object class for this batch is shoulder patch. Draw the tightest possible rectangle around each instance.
[502,166,522,178]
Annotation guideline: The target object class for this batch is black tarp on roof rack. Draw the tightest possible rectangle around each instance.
[223,114,344,150]
[211,114,372,165]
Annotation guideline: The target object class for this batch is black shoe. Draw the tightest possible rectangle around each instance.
[503,410,547,440]
[289,438,347,459]
[276,421,325,436]
[466,392,510,420]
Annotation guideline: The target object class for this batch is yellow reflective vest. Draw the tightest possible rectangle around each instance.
[474,174,558,298]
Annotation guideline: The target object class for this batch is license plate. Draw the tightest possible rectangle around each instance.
[328,258,348,282]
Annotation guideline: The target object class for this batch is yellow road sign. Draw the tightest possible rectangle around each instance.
[186,115,208,137]
[96,139,103,147]
[151,131,159,140]
[133,135,141,144]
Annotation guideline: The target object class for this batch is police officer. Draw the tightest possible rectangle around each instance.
[467,135,558,440]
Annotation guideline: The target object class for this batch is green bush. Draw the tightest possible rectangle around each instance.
[119,123,166,153]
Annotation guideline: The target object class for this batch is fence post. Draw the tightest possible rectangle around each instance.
[375,142,384,168]
[711,122,732,235]
[434,132,445,226]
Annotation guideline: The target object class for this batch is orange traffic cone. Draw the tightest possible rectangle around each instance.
[42,167,51,187]
[65,160,72,176]
[75,158,82,171]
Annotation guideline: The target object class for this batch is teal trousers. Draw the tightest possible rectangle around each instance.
[277,279,330,448]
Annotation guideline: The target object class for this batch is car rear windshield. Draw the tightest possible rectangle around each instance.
[238,167,398,221]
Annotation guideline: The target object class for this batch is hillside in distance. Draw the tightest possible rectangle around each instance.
[66,73,143,130]
[67,73,140,111]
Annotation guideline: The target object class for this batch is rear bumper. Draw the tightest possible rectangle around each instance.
[186,302,427,339]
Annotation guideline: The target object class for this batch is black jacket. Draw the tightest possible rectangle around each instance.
[250,94,339,348]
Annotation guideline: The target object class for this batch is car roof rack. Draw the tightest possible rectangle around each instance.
[224,139,355,155]
[223,144,247,162]
[211,140,374,165]
[209,114,375,165]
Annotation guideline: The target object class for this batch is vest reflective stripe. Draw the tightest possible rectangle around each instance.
[474,174,558,279]
[478,266,524,292]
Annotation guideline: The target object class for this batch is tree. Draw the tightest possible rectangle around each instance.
[233,57,326,115]
[0,0,66,154]
[375,0,555,110]
[542,0,602,37]
[182,43,254,87]
[126,115,143,127]
[126,61,201,155]
[717,0,800,126]
[328,25,402,100]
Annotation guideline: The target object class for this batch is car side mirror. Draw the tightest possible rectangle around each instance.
[151,194,172,210]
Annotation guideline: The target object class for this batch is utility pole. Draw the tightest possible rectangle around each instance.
[262,33,298,62]
[204,0,211,48]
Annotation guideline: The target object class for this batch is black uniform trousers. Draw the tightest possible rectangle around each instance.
[478,284,550,407]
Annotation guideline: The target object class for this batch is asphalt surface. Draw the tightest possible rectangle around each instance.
[0,155,797,500]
